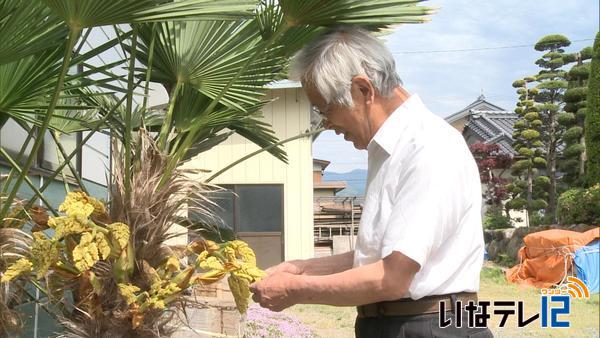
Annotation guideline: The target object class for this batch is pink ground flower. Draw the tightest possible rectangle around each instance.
[244,304,314,337]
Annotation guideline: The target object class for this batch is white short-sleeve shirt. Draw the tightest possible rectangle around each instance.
[353,94,484,300]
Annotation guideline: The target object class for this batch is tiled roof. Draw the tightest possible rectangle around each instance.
[464,110,519,155]
[444,94,507,123]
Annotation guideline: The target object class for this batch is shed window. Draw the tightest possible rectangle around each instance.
[191,184,283,234]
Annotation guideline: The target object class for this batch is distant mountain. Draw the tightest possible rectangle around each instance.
[323,169,367,196]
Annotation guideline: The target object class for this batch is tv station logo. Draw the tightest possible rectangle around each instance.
[439,276,590,328]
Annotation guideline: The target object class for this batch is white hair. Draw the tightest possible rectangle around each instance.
[290,26,402,107]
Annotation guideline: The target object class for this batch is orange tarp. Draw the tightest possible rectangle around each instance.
[506,228,599,288]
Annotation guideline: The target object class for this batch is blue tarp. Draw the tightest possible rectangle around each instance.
[574,240,600,294]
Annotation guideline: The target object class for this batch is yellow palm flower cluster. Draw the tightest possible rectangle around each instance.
[117,279,181,312]
[0,232,61,282]
[194,240,266,313]
[117,258,187,329]
[30,232,61,278]
[1,258,33,283]
[2,192,266,330]
[1,192,129,283]
[72,231,111,272]
[48,216,89,238]
[115,239,264,329]
[118,283,141,305]
[107,222,130,250]
[60,190,107,220]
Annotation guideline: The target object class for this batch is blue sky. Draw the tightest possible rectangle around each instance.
[313,0,599,173]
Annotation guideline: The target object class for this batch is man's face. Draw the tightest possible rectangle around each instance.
[305,82,370,150]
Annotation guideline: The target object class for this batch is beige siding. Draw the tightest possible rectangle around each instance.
[182,88,314,260]
[314,190,336,198]
[450,118,467,133]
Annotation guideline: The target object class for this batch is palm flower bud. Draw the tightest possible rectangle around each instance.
[171,266,195,289]
[113,242,134,283]
[187,239,219,255]
[118,283,141,305]
[107,222,130,251]
[163,256,180,273]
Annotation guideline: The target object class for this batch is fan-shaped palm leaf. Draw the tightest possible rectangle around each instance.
[0,47,64,121]
[134,19,290,162]
[0,42,127,130]
[0,0,67,65]
[279,0,434,27]
[137,20,286,111]
[79,92,163,142]
[42,0,257,28]
[255,0,322,56]
[166,85,287,161]
[48,100,106,134]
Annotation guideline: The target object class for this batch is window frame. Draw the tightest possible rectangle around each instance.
[218,184,284,235]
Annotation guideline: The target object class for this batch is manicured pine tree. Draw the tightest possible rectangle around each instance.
[585,31,600,186]
[507,77,549,223]
[559,45,593,186]
[531,34,572,222]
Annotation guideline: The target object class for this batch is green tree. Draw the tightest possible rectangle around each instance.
[560,45,593,186]
[586,31,600,186]
[507,77,548,222]
[531,34,571,222]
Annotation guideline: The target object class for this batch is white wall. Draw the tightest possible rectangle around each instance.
[181,88,314,260]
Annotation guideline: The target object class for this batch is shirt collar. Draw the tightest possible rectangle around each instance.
[367,94,423,155]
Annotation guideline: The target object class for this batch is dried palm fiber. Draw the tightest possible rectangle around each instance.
[58,129,221,337]
[110,129,220,267]
[1,198,37,336]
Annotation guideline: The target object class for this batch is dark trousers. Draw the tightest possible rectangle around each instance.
[355,310,494,338]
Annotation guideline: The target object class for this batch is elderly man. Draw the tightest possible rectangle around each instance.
[250,26,492,337]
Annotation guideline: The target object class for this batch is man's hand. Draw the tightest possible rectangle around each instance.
[250,271,298,312]
[265,260,304,276]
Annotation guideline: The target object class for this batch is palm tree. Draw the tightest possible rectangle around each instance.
[1,0,434,336]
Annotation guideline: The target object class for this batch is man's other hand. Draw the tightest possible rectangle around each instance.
[250,271,298,312]
[265,260,304,276]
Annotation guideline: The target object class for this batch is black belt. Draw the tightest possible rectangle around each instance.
[357,292,478,318]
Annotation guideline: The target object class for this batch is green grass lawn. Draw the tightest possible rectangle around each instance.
[479,266,599,337]
[284,265,600,338]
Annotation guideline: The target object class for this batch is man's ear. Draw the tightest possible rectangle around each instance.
[352,76,374,103]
